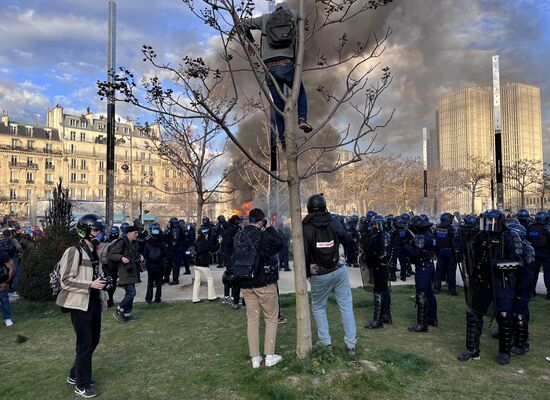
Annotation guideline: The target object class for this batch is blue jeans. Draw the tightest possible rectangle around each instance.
[1,288,12,320]
[266,59,308,144]
[310,266,356,349]
[119,284,136,314]
[9,259,20,293]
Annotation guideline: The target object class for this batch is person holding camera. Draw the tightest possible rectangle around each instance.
[56,214,108,398]
[192,227,218,303]
[0,249,15,327]
[236,208,284,368]
[109,226,144,323]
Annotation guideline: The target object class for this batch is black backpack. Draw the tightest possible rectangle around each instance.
[265,7,295,48]
[312,224,340,268]
[232,230,260,279]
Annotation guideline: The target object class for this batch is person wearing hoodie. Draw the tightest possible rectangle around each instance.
[302,194,356,356]
[237,208,284,368]
[240,2,312,150]
[192,227,218,303]
[144,222,165,303]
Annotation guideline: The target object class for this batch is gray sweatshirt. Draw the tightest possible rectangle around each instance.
[241,3,296,62]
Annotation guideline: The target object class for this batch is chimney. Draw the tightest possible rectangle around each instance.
[1,111,8,127]
[85,107,94,126]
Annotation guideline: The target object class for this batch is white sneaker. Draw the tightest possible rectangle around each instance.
[265,354,283,367]
[251,355,263,369]
[5,319,14,327]
[546,356,550,362]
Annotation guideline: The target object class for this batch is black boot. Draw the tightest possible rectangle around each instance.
[458,308,481,361]
[511,314,529,356]
[433,279,441,295]
[381,295,392,325]
[497,312,513,365]
[408,293,428,332]
[366,293,384,329]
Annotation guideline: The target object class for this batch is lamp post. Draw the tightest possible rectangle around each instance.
[140,173,154,221]
[121,162,132,221]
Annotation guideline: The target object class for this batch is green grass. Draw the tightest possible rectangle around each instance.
[2,286,550,400]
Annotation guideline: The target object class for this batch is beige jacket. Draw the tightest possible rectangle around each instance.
[56,241,107,311]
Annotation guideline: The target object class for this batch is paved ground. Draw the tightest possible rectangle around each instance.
[113,262,549,303]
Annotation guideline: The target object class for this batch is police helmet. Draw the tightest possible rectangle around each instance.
[109,226,120,239]
[120,222,130,234]
[217,215,226,224]
[400,213,411,223]
[150,222,162,236]
[535,211,548,224]
[440,213,454,227]
[202,216,210,225]
[133,218,144,230]
[371,215,385,230]
[463,215,478,228]
[307,194,327,213]
[366,211,376,221]
[481,209,504,231]
[393,216,405,229]
[517,209,530,221]
[410,215,432,230]
[386,214,394,222]
[168,217,179,229]
[76,214,106,239]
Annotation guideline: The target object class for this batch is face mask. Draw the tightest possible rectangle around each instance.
[95,231,105,242]
[152,228,161,235]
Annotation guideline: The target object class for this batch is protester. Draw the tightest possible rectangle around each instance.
[109,226,144,323]
[143,222,165,304]
[0,249,15,327]
[222,215,243,308]
[241,1,312,150]
[236,208,284,368]
[0,228,22,298]
[303,194,357,356]
[55,214,107,398]
[192,227,218,303]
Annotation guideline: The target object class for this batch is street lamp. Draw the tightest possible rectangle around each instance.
[140,173,154,221]
[121,162,132,221]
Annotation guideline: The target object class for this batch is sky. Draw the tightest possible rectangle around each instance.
[0,0,549,160]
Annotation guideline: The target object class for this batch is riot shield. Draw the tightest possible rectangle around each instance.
[359,255,374,292]
[458,228,495,317]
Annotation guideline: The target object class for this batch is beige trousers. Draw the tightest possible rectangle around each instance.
[192,266,217,302]
[241,283,279,357]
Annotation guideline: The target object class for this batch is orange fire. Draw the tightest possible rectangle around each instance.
[230,201,254,218]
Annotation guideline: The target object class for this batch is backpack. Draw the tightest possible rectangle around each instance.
[99,238,123,266]
[232,230,260,279]
[265,7,295,48]
[312,224,340,268]
[0,237,16,258]
[50,245,83,297]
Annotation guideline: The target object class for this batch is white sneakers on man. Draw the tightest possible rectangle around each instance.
[4,319,14,327]
[265,354,283,367]
[251,356,263,369]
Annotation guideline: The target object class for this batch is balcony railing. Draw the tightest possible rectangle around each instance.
[45,165,55,171]
[45,180,54,185]
[26,179,35,184]
[9,179,19,183]
[9,161,38,170]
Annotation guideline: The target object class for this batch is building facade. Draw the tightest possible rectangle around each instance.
[437,83,543,214]
[0,106,194,224]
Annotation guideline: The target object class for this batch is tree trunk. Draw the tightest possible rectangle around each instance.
[286,160,312,359]
[196,195,204,223]
[471,190,475,215]
[520,190,525,209]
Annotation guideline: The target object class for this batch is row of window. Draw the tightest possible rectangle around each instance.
[8,187,155,202]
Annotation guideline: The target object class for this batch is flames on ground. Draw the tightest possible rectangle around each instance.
[229,201,254,218]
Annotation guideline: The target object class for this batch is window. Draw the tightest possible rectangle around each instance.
[80,173,87,183]
[26,172,34,182]
[9,124,17,134]
[11,139,18,148]
[70,173,77,183]
[26,189,32,200]
[45,173,53,183]
[173,170,176,178]
[99,175,104,184]
[45,143,53,153]
[124,127,130,134]
[79,120,86,128]
[140,152,145,160]
[80,188,86,199]
[11,155,17,164]
[10,189,16,200]
[27,157,33,166]
[70,131,76,141]
[98,189,104,200]
[26,126,33,136]
[10,171,18,182]
[45,159,53,169]
[70,159,77,169]
[141,165,146,174]
[98,124,105,131]
[69,119,77,127]
[165,183,170,191]
[80,132,86,142]
[45,129,52,140]
[27,140,35,150]
[165,168,170,178]
[80,159,87,169]
[99,161,105,171]
[70,144,76,154]
[149,166,154,175]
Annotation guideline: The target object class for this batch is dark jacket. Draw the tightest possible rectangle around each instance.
[222,222,240,272]
[144,236,165,272]
[302,211,350,277]
[108,235,142,285]
[194,236,214,267]
[238,225,284,289]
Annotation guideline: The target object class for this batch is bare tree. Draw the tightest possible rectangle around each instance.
[98,0,394,358]
[456,156,491,214]
[382,156,423,214]
[530,166,550,211]
[504,159,543,210]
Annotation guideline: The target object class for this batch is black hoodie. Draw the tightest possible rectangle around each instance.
[302,211,350,277]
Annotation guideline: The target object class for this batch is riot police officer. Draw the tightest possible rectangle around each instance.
[346,215,360,268]
[392,216,413,282]
[363,215,392,329]
[405,215,437,332]
[434,213,461,296]
[516,209,530,230]
[527,211,550,299]
[165,217,186,284]
[215,215,228,268]
[458,210,523,365]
